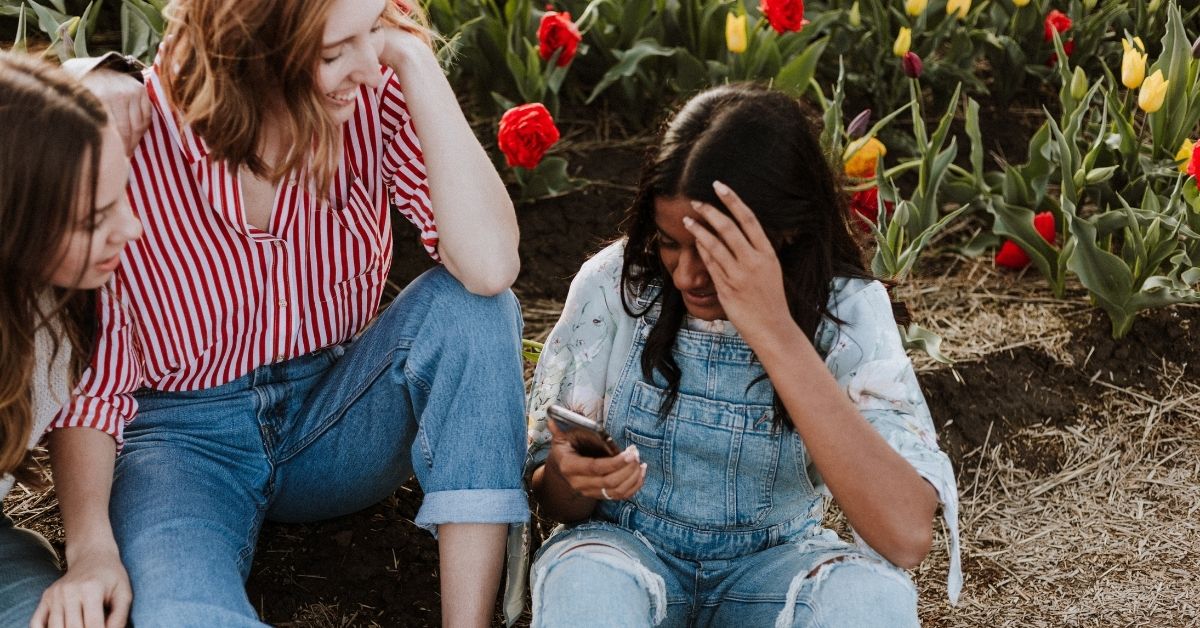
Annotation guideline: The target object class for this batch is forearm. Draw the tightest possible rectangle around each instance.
[531,462,596,524]
[387,45,519,295]
[754,322,938,567]
[48,428,119,563]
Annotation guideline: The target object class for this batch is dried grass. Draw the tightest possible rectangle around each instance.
[5,256,1197,627]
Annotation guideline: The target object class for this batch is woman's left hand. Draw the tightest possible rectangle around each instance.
[683,181,794,344]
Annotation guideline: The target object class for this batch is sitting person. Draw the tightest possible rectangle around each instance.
[525,84,960,627]
[57,0,527,624]
[0,51,142,628]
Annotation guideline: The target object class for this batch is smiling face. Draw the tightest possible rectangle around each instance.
[316,0,388,125]
[49,124,142,290]
[654,196,727,321]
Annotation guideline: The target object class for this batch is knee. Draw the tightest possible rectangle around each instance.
[532,544,666,627]
[409,267,522,342]
[786,557,918,628]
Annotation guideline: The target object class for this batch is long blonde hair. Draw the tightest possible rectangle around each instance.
[0,52,106,487]
[160,0,429,197]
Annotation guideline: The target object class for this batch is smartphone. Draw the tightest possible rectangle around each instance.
[547,404,620,458]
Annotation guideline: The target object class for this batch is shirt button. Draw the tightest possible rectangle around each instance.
[278,299,288,307]
[275,354,285,362]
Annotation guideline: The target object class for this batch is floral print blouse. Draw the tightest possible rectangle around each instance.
[525,241,962,603]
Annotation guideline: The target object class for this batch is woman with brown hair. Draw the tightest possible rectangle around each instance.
[0,52,142,628]
[70,0,526,625]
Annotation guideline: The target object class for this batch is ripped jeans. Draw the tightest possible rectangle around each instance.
[531,521,918,627]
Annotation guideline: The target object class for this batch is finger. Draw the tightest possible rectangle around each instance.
[63,596,83,628]
[105,585,131,628]
[713,180,773,252]
[82,591,105,628]
[559,444,638,485]
[47,601,64,628]
[690,200,754,261]
[683,215,735,284]
[570,455,641,498]
[30,598,49,628]
[610,462,648,500]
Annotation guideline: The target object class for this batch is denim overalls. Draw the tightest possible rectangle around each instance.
[531,293,919,627]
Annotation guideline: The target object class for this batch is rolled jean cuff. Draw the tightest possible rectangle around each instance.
[414,489,529,535]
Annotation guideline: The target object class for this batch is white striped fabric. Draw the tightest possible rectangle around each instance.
[50,65,437,445]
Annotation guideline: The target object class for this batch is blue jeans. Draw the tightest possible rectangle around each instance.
[531,290,919,626]
[110,267,528,626]
[0,513,60,628]
[531,521,918,628]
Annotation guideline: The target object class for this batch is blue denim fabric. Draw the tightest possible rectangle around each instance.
[531,294,919,626]
[109,267,529,626]
[0,513,60,628]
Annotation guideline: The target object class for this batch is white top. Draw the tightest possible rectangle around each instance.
[1,295,72,501]
[526,241,962,603]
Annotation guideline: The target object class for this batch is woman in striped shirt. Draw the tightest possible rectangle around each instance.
[0,52,142,628]
[63,0,526,625]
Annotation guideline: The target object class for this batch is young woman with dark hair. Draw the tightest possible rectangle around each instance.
[526,84,961,626]
[0,51,142,628]
[62,0,527,624]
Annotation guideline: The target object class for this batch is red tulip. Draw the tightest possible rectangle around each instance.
[1188,142,1200,179]
[849,187,894,231]
[901,51,923,78]
[1047,40,1075,66]
[995,211,1056,269]
[1043,10,1071,42]
[497,103,561,169]
[760,0,807,33]
[538,9,581,67]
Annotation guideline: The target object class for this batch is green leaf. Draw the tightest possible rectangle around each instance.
[518,157,587,202]
[899,324,953,365]
[774,37,828,98]
[585,39,676,104]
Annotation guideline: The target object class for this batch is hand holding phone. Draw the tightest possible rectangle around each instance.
[545,404,647,502]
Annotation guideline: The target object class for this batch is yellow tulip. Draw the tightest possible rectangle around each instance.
[946,0,970,19]
[725,13,747,54]
[1138,70,1169,113]
[893,27,912,57]
[1012,0,1030,6]
[1176,139,1194,173]
[849,1,861,27]
[844,137,887,178]
[1121,37,1147,89]
[904,0,927,17]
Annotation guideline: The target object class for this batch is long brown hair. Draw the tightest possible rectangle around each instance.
[0,52,106,487]
[160,0,429,196]
[620,84,874,430]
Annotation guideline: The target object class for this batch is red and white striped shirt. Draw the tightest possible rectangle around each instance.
[50,65,438,444]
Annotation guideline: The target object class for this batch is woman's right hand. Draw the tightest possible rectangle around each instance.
[29,545,131,628]
[78,69,151,157]
[546,419,647,501]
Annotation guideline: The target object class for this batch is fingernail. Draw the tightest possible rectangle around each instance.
[624,445,639,462]
[713,180,730,194]
[682,216,695,228]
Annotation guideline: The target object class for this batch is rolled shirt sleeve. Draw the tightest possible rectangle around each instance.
[377,67,438,261]
[819,278,962,603]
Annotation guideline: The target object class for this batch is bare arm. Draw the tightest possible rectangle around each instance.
[684,183,938,568]
[32,428,130,628]
[381,32,520,296]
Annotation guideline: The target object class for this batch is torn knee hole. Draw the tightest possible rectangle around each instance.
[806,556,851,579]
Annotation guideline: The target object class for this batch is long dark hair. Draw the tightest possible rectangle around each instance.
[0,52,105,487]
[619,84,876,429]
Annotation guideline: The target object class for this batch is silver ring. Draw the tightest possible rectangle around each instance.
[601,488,611,500]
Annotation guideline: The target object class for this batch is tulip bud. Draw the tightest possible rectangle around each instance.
[725,13,748,54]
[946,0,970,20]
[902,51,923,79]
[1070,66,1088,100]
[1081,0,1097,9]
[893,27,912,57]
[1138,70,1169,113]
[1148,0,1161,12]
[846,109,872,139]
[1122,37,1147,89]
[904,0,927,17]
[849,2,861,27]
[1175,139,1194,173]
[1012,0,1030,6]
